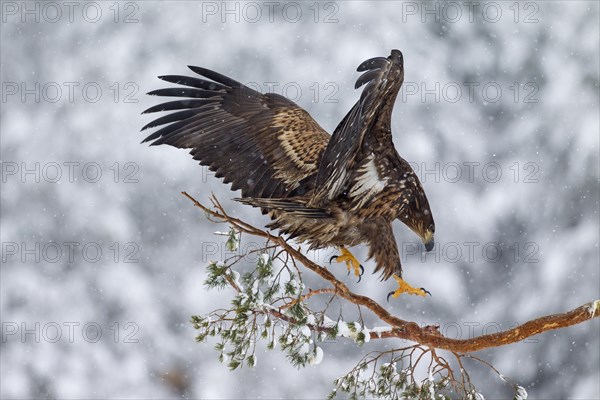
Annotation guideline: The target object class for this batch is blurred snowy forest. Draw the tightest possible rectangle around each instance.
[1,1,599,398]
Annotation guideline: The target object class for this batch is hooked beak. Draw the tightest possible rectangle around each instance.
[423,230,434,252]
[425,239,434,252]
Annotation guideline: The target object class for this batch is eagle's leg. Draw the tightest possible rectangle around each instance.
[329,247,364,281]
[387,274,431,300]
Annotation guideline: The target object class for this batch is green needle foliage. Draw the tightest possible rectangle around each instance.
[191,225,528,400]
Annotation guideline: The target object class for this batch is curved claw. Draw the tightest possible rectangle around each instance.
[329,255,338,264]
[386,291,395,302]
[356,265,364,283]
[421,287,432,296]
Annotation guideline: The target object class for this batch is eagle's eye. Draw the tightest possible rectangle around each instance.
[428,224,435,233]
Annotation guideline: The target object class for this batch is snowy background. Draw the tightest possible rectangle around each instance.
[1,1,599,398]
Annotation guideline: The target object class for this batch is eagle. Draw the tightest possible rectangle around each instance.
[142,49,435,299]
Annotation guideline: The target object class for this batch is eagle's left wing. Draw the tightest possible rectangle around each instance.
[311,50,405,206]
[141,66,330,201]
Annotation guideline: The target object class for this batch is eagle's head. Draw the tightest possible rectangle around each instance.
[397,173,435,252]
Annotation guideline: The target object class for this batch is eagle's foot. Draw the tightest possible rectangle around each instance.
[329,247,364,282]
[387,274,431,301]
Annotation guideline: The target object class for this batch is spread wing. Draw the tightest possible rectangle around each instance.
[311,50,405,206]
[141,66,330,199]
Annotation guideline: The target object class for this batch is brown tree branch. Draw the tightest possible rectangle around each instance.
[183,192,600,354]
[279,288,339,310]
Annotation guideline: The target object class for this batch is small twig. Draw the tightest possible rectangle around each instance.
[280,288,338,310]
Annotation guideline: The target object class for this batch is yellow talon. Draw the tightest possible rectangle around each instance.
[329,247,364,279]
[387,274,431,300]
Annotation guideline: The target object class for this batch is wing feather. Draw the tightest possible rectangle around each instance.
[142,67,331,199]
[157,75,227,91]
[235,197,332,219]
[142,99,212,114]
[311,49,405,206]
[146,88,219,98]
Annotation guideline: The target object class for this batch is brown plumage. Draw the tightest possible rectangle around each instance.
[142,49,435,282]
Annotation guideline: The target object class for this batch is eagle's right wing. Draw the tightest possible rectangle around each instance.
[311,50,405,206]
[142,67,330,199]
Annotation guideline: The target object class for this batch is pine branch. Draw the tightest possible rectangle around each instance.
[183,191,599,354]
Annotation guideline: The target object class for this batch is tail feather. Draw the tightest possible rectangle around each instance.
[234,198,331,219]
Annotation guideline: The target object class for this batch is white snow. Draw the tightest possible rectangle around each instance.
[515,385,528,400]
[337,321,350,337]
[259,253,270,265]
[370,326,392,338]
[587,299,600,318]
[308,346,324,365]
[300,325,311,338]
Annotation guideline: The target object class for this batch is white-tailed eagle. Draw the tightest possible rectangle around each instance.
[142,49,435,298]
